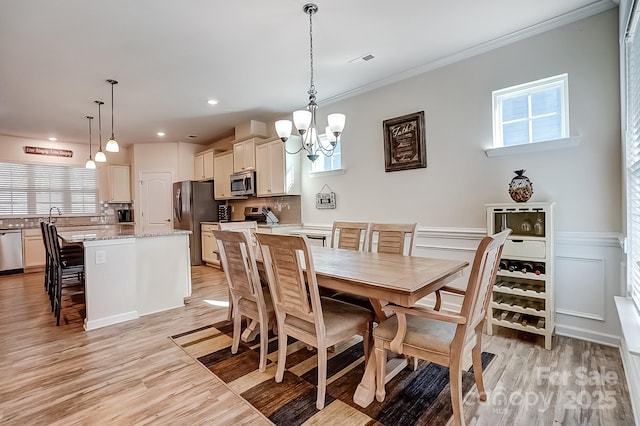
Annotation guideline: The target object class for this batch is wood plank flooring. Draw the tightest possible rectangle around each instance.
[0,267,635,425]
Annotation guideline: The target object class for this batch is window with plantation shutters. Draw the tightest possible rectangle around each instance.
[626,3,640,312]
[0,162,97,216]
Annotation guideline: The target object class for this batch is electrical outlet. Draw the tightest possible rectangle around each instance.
[91,217,98,222]
[231,206,235,213]
[95,251,106,264]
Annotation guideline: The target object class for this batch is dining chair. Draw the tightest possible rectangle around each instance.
[218,221,260,321]
[256,233,374,410]
[371,229,511,426]
[330,220,371,251]
[213,229,274,372]
[368,222,418,256]
[48,223,85,326]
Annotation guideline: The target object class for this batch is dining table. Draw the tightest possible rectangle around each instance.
[254,243,469,408]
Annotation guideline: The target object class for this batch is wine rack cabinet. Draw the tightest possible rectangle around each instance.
[486,202,555,349]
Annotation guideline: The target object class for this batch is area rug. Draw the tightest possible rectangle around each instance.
[171,321,495,426]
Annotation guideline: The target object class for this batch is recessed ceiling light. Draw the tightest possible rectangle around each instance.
[157,132,166,137]
[48,137,57,141]
[207,99,219,105]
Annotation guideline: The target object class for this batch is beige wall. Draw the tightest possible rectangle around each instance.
[0,134,130,166]
[300,9,621,233]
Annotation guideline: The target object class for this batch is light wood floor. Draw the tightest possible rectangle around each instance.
[0,267,634,425]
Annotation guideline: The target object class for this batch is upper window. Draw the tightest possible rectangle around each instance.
[492,74,569,148]
[311,134,342,173]
[0,162,97,216]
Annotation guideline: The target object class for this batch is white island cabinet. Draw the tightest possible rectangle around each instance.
[59,229,192,331]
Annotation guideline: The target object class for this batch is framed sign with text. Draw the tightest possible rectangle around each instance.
[382,111,426,172]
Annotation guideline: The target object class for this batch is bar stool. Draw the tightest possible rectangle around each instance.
[47,223,85,326]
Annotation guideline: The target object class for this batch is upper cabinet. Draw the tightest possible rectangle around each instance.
[108,165,132,202]
[214,152,234,200]
[194,149,214,181]
[255,138,301,197]
[233,138,259,173]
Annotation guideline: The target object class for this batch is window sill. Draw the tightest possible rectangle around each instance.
[309,168,345,177]
[615,296,640,356]
[484,136,580,157]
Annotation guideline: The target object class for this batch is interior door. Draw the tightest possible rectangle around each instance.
[139,171,173,234]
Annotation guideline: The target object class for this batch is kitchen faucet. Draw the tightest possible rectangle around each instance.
[49,207,61,223]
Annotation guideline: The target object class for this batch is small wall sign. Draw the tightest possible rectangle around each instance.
[315,184,336,209]
[23,146,73,158]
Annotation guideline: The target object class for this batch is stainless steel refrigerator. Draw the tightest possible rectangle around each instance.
[173,180,221,265]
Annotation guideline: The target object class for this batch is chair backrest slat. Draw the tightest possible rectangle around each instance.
[257,233,322,327]
[459,229,511,335]
[330,221,370,251]
[368,223,417,256]
[213,229,263,304]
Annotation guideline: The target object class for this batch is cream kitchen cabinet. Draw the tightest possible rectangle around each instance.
[255,138,301,197]
[22,228,45,270]
[194,149,214,181]
[107,165,131,203]
[214,152,234,200]
[201,223,219,267]
[233,138,259,173]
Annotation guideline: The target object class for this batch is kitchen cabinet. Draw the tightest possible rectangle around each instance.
[201,223,220,267]
[22,228,45,270]
[233,138,258,173]
[194,149,214,181]
[214,152,234,200]
[486,202,555,350]
[255,138,301,197]
[107,165,131,203]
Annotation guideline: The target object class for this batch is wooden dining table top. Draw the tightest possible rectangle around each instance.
[293,246,469,308]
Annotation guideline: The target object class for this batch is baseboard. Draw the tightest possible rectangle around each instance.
[83,311,139,331]
[140,303,185,317]
[555,323,621,348]
[620,337,640,426]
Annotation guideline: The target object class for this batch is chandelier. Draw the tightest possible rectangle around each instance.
[275,3,345,162]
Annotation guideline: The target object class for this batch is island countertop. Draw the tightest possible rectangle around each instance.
[59,229,191,243]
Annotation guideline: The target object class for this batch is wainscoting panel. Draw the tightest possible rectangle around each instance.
[555,255,606,321]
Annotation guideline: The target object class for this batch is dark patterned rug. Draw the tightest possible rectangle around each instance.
[171,321,495,426]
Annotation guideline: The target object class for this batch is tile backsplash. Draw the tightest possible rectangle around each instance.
[227,195,301,224]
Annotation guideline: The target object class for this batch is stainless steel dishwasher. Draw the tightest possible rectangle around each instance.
[0,229,23,273]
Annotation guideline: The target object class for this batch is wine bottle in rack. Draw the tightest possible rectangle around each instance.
[508,261,521,272]
[520,262,534,274]
[499,259,510,271]
[533,262,545,275]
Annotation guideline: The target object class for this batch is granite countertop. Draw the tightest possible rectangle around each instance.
[0,222,135,231]
[59,229,191,243]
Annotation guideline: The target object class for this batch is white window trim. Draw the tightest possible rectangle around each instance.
[308,168,346,178]
[492,73,570,148]
[484,136,580,157]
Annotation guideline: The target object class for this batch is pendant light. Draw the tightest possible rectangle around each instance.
[94,100,106,162]
[85,116,96,169]
[274,3,345,162]
[105,79,120,152]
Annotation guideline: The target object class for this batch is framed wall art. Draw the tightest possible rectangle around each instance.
[382,111,426,172]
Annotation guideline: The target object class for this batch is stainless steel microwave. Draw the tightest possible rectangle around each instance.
[230,170,256,196]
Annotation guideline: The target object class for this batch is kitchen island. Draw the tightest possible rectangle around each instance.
[59,228,192,331]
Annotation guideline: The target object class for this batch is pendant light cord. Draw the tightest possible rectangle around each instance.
[110,82,115,138]
[87,116,93,158]
[308,9,315,100]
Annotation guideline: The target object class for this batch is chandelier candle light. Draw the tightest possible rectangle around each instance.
[85,116,96,169]
[274,3,345,162]
[105,79,120,153]
[94,100,106,163]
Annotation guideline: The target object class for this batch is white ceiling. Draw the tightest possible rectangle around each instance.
[0,0,616,147]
